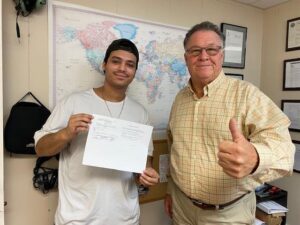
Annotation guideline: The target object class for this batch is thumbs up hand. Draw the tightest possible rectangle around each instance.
[218,118,259,178]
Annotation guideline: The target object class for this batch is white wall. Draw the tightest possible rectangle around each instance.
[261,1,300,225]
[2,0,275,224]
[0,0,4,224]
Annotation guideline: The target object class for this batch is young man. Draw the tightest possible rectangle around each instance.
[164,21,295,225]
[35,39,159,225]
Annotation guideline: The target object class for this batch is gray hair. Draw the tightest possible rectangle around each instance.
[183,21,225,49]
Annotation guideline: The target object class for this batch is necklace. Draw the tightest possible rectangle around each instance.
[103,99,125,118]
[99,89,126,118]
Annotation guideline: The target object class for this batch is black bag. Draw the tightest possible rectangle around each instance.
[4,92,50,154]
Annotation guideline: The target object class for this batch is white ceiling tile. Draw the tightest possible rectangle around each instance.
[233,0,289,9]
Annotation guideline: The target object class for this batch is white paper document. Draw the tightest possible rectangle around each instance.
[288,19,300,49]
[255,218,266,225]
[159,154,169,183]
[257,200,288,214]
[82,114,153,173]
[294,143,300,171]
[285,61,300,88]
[224,29,243,63]
[283,102,300,130]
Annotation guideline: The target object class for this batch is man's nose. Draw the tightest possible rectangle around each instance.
[118,62,126,71]
[197,49,209,60]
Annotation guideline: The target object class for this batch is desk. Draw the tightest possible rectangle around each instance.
[256,184,287,225]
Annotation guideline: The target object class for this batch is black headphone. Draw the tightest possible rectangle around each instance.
[14,0,47,39]
[33,155,59,194]
[14,0,46,16]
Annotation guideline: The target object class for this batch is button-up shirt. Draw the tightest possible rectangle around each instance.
[168,71,295,204]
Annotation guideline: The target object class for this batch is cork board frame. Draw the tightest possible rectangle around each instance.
[139,139,169,204]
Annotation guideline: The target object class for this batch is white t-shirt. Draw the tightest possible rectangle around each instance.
[34,89,153,225]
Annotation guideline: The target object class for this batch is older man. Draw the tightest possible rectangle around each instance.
[164,21,294,225]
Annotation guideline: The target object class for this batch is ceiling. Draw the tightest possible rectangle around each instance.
[233,0,289,9]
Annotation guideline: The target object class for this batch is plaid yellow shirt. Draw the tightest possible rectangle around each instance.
[168,71,295,205]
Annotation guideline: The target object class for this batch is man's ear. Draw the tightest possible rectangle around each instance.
[220,50,225,63]
[184,53,187,63]
[101,62,106,74]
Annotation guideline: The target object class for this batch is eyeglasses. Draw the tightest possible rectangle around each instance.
[185,46,223,57]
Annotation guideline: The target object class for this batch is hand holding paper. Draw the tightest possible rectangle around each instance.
[139,167,159,187]
[65,113,93,140]
[82,114,153,173]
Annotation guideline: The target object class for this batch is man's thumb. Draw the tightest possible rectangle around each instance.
[229,118,242,142]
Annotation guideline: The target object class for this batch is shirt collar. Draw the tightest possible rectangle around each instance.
[187,70,226,99]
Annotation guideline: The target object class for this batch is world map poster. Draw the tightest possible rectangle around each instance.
[49,1,189,139]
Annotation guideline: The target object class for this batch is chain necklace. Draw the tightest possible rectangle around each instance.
[99,89,126,118]
[103,99,125,118]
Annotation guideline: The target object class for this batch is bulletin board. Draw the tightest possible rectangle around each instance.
[139,139,169,204]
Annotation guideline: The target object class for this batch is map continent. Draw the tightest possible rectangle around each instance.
[52,3,189,138]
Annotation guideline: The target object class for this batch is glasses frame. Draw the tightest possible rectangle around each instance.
[185,46,223,57]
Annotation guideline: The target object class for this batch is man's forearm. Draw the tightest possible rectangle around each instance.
[35,128,71,156]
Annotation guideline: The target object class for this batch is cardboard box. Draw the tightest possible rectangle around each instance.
[256,208,285,225]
